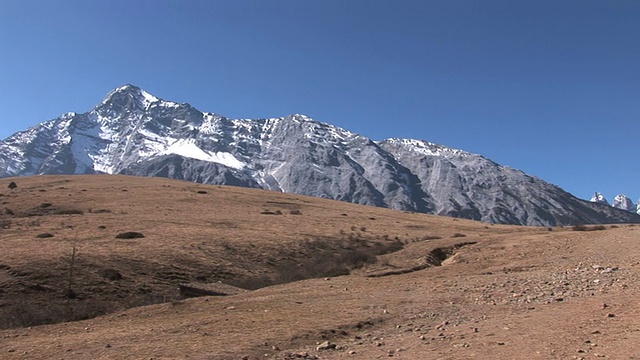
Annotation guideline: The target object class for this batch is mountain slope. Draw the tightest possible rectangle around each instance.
[1,85,638,226]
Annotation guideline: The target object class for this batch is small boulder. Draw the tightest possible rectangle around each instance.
[316,341,336,351]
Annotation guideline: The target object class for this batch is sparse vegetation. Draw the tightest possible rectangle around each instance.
[232,237,404,290]
[52,208,84,215]
[89,209,112,214]
[115,231,145,239]
[451,233,467,238]
[572,224,607,232]
[35,233,54,238]
[0,219,11,229]
[99,268,123,281]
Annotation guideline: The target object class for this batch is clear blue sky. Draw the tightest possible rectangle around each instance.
[1,0,638,202]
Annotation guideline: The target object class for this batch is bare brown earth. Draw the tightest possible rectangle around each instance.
[1,175,639,359]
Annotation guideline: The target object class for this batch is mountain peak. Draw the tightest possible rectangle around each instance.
[612,194,635,212]
[97,85,159,112]
[590,192,609,205]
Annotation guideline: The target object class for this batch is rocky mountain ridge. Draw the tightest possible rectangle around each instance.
[1,84,638,226]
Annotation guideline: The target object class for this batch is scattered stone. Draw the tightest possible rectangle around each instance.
[316,341,336,351]
[606,313,615,318]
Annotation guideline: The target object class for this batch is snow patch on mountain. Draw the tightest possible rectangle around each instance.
[162,139,245,169]
[590,192,609,205]
[381,138,472,158]
[612,194,635,212]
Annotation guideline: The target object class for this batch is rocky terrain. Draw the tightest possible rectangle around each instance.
[1,85,638,226]
[1,175,639,359]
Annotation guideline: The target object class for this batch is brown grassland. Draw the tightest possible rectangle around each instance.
[0,175,639,359]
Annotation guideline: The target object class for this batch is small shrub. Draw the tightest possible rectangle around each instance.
[196,190,207,194]
[115,231,145,239]
[52,208,84,215]
[260,210,282,215]
[547,227,553,231]
[572,224,606,232]
[360,226,367,232]
[98,225,106,230]
[451,233,467,238]
[610,225,619,229]
[91,209,112,214]
[99,268,123,281]
[4,208,14,215]
[35,233,54,238]
[572,224,588,231]
[0,219,11,229]
[7,182,17,190]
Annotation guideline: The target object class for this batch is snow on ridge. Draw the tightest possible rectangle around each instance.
[140,89,159,106]
[161,139,245,169]
[383,138,472,157]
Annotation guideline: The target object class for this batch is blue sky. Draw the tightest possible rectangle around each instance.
[1,0,638,203]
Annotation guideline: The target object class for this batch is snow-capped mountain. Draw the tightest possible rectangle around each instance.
[590,193,638,214]
[590,192,609,205]
[612,194,635,212]
[1,85,638,226]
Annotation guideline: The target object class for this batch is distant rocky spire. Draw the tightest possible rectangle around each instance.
[612,194,635,212]
[590,192,609,205]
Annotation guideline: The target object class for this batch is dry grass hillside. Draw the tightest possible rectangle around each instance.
[1,174,639,359]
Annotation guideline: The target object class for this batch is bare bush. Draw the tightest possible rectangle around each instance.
[115,231,145,239]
